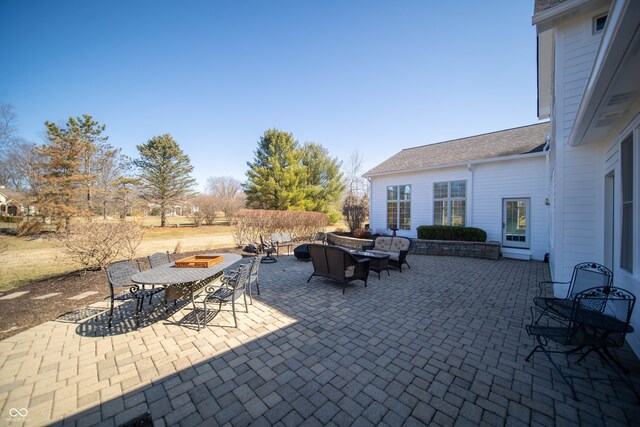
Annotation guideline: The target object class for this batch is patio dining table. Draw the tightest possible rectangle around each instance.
[131,253,243,329]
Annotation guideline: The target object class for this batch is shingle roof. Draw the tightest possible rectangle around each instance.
[534,0,569,15]
[363,122,549,177]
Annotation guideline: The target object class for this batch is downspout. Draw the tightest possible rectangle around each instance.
[366,177,372,231]
[467,163,473,226]
[544,132,551,262]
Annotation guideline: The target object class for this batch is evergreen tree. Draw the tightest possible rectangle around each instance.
[244,129,307,210]
[31,115,109,230]
[134,134,196,227]
[300,142,345,222]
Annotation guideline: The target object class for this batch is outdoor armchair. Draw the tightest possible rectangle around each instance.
[526,286,637,401]
[202,263,251,328]
[105,260,160,328]
[533,262,613,323]
[148,251,171,268]
[307,244,369,294]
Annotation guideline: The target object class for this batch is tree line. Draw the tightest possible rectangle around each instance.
[1,103,369,231]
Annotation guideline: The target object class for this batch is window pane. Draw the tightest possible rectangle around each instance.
[434,200,447,225]
[399,202,411,230]
[451,180,466,198]
[400,185,411,200]
[451,200,466,226]
[387,186,398,201]
[387,202,398,229]
[434,182,448,199]
[621,136,633,272]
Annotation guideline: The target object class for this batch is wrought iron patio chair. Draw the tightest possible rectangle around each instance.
[148,251,171,268]
[271,232,294,256]
[202,263,251,328]
[259,235,277,263]
[105,260,159,328]
[533,262,613,323]
[526,286,638,401]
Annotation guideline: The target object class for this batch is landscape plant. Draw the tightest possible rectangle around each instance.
[62,221,144,269]
[134,134,196,227]
[417,225,487,242]
[232,209,327,246]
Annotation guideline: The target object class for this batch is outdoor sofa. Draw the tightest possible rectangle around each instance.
[307,244,370,293]
[363,236,413,271]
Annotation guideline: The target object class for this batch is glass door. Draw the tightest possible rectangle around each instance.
[503,198,530,249]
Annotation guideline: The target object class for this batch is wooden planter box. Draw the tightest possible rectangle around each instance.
[175,255,224,268]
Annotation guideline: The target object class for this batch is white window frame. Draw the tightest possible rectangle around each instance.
[433,180,467,226]
[386,185,411,231]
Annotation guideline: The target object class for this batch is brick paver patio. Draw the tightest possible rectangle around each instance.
[1,255,639,426]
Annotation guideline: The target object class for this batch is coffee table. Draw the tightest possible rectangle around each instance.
[351,251,390,279]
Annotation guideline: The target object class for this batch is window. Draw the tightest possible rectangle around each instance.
[434,180,466,226]
[621,135,633,272]
[387,185,411,230]
[593,13,608,34]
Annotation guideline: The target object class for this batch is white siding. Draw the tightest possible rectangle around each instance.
[473,156,549,260]
[551,15,604,282]
[368,155,549,260]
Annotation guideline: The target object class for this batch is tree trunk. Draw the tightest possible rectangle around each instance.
[161,204,166,227]
[103,198,107,220]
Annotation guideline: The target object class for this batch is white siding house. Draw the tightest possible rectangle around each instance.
[533,0,640,354]
[364,124,550,261]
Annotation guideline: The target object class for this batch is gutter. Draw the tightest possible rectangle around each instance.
[363,150,548,179]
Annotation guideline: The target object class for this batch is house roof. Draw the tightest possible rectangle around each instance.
[0,188,27,203]
[534,0,570,15]
[363,122,549,177]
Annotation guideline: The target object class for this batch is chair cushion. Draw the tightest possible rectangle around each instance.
[345,266,355,277]
[374,237,392,251]
[368,250,399,261]
[391,237,410,252]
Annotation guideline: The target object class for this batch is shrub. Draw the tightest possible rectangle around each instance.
[62,221,145,270]
[0,215,22,223]
[17,219,44,237]
[342,193,368,232]
[232,209,327,245]
[417,225,487,242]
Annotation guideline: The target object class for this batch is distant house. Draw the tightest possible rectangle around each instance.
[0,186,34,217]
[533,0,640,352]
[363,123,550,261]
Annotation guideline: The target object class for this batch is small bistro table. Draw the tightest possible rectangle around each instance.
[131,253,243,329]
[351,251,391,279]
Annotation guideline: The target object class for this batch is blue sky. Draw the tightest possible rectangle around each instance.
[1,0,539,191]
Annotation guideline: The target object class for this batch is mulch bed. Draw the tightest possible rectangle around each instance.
[0,247,249,341]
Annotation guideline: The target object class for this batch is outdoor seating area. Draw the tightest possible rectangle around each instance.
[1,255,640,426]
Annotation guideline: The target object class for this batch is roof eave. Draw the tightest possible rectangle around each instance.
[363,150,548,179]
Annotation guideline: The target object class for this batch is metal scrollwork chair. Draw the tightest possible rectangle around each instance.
[202,263,251,328]
[259,235,277,263]
[105,260,158,328]
[533,262,613,323]
[526,286,638,401]
[148,251,171,268]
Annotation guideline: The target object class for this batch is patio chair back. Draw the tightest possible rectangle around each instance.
[148,251,171,269]
[308,244,348,280]
[105,261,140,289]
[567,262,613,298]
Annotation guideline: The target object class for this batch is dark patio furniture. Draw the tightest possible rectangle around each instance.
[148,251,171,268]
[105,260,161,328]
[533,262,613,323]
[362,236,413,272]
[307,244,369,294]
[202,263,251,328]
[352,251,390,279]
[271,232,294,256]
[259,235,277,263]
[526,286,638,401]
[294,244,311,260]
[130,253,243,330]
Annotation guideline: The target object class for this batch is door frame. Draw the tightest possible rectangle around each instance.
[502,198,531,249]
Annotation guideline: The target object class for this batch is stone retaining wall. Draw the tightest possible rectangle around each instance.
[326,233,373,250]
[412,239,501,260]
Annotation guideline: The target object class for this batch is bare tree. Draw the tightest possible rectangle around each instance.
[206,176,245,219]
[0,103,17,147]
[343,151,369,197]
[206,176,242,198]
[342,151,370,232]
[95,148,130,219]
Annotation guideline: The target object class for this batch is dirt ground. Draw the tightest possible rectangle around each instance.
[0,247,250,341]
